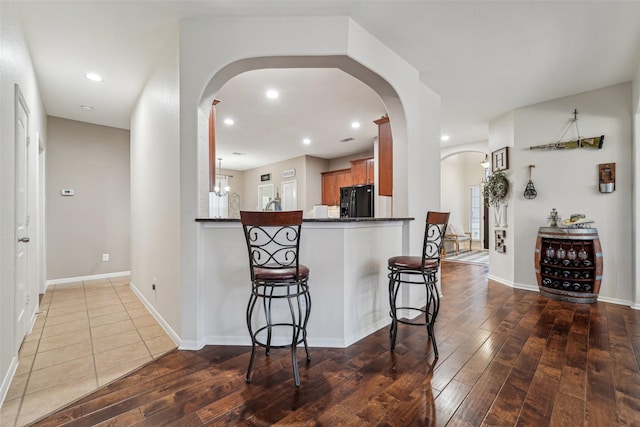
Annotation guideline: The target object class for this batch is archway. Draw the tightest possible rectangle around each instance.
[197,56,407,218]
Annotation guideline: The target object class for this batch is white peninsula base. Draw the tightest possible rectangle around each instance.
[197,218,412,348]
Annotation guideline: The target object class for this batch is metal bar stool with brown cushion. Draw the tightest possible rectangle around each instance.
[240,210,311,387]
[387,211,449,357]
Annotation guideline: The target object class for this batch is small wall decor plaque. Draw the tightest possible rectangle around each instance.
[492,147,509,172]
[495,230,506,253]
[598,163,615,193]
[260,173,271,182]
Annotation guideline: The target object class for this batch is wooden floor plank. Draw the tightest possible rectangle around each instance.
[549,391,585,427]
[29,263,640,426]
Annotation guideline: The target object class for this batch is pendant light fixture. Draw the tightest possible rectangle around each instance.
[213,158,230,197]
[480,154,490,169]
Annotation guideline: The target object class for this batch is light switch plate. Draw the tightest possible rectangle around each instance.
[61,189,75,196]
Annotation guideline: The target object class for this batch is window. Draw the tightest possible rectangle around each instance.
[470,186,480,240]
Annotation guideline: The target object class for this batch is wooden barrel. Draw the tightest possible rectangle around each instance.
[534,227,602,303]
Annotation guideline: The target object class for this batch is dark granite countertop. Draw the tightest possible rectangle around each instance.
[196,217,414,223]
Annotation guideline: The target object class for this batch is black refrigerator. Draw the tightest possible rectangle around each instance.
[340,184,374,218]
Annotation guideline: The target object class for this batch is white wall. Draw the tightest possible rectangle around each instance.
[174,16,441,348]
[488,112,516,284]
[241,156,307,212]
[328,150,374,170]
[0,1,47,405]
[239,155,333,215]
[46,117,130,280]
[305,156,330,213]
[130,30,182,337]
[489,83,634,306]
[631,61,640,308]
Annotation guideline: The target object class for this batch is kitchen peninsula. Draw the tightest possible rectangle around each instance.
[196,217,412,348]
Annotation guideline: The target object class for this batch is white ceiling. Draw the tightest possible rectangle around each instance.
[214,68,386,170]
[10,1,640,170]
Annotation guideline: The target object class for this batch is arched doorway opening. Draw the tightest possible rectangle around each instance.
[197,56,407,218]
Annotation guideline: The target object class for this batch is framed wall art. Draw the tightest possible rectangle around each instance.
[492,147,509,172]
[495,229,506,253]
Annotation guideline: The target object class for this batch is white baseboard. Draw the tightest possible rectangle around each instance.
[512,282,538,292]
[0,356,19,409]
[45,271,131,287]
[179,334,366,350]
[487,274,514,288]
[494,276,638,309]
[343,318,390,348]
[128,281,180,347]
[597,295,636,308]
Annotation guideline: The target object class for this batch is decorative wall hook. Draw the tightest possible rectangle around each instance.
[523,165,537,199]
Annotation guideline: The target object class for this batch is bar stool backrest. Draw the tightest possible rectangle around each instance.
[240,211,304,281]
[422,211,450,270]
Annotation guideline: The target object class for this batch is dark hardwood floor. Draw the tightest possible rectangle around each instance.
[31,262,640,426]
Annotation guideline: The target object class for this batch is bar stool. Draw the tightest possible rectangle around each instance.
[387,211,450,357]
[240,210,311,387]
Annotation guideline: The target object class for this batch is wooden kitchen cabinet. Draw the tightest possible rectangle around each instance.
[375,116,392,196]
[321,168,352,205]
[350,157,374,185]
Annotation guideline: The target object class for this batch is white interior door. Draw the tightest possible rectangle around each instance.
[281,180,297,211]
[15,85,30,350]
[257,183,274,210]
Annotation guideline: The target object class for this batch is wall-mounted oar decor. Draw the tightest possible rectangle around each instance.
[529,109,604,151]
[524,165,537,199]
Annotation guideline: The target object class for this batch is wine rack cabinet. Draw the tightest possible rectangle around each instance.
[534,227,602,303]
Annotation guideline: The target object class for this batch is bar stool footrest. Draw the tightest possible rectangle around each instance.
[251,323,308,349]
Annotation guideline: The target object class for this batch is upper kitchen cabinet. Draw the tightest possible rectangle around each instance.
[321,168,352,206]
[375,116,393,196]
[351,157,375,185]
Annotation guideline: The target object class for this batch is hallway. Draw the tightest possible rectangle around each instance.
[0,276,176,426]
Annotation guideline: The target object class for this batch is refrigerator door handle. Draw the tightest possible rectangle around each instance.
[349,189,356,217]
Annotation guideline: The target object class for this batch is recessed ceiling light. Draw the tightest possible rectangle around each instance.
[351,121,361,129]
[441,135,450,141]
[80,105,94,111]
[303,138,311,145]
[266,89,279,99]
[85,72,103,82]
[223,118,234,125]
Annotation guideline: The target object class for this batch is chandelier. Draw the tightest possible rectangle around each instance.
[213,158,230,197]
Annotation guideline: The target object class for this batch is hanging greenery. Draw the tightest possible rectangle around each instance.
[483,169,511,206]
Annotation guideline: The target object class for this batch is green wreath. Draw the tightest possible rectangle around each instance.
[483,169,511,207]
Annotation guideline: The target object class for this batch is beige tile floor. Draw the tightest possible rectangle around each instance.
[0,276,177,426]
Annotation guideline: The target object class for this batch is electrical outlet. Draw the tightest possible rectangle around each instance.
[152,277,157,291]
[102,253,109,262]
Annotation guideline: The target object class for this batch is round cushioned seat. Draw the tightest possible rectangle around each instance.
[388,256,438,270]
[254,265,310,281]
